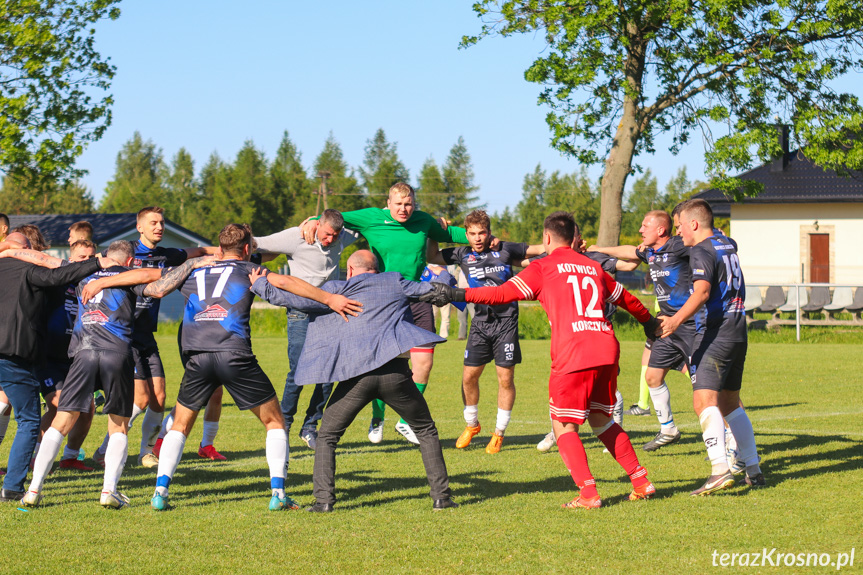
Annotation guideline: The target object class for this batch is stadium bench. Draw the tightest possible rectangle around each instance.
[845,287,863,321]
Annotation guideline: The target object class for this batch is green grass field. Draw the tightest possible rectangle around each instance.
[1,336,861,574]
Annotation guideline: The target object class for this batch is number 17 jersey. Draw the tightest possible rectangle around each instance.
[180,260,257,354]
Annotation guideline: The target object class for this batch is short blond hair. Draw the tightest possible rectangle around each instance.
[388,182,415,200]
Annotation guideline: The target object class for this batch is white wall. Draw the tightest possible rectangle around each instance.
[730,203,863,285]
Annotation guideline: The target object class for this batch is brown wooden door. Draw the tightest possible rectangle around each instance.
[810,234,829,283]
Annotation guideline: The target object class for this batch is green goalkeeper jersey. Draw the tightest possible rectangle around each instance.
[336,207,468,281]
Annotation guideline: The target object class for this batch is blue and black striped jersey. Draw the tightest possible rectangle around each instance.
[69,266,148,356]
[689,235,747,341]
[179,259,257,353]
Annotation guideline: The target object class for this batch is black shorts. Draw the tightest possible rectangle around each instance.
[35,360,72,398]
[132,343,165,380]
[647,322,693,371]
[690,335,747,392]
[644,338,688,373]
[60,349,134,417]
[178,350,276,411]
[408,301,437,350]
[464,317,521,368]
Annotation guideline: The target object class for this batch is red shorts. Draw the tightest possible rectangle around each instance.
[548,364,618,424]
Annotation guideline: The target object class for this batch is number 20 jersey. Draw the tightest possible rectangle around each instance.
[689,234,747,342]
[179,260,257,354]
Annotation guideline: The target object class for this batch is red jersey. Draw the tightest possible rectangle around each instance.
[465,246,650,375]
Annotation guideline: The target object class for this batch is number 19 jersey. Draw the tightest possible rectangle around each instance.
[180,260,257,354]
[689,235,747,342]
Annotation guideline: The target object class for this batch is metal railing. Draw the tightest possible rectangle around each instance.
[748,283,863,341]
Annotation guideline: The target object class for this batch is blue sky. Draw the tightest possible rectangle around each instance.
[76,1,777,214]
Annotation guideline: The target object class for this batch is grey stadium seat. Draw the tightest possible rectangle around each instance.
[801,286,831,315]
[778,287,808,313]
[823,287,853,319]
[845,287,863,319]
[743,288,762,317]
[757,286,786,313]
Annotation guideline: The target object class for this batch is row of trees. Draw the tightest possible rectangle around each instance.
[491,166,703,245]
[1,126,705,245]
[0,129,483,242]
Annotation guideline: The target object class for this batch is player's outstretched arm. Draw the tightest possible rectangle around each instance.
[602,276,661,339]
[0,248,63,268]
[183,246,220,258]
[143,256,216,299]
[426,240,446,266]
[615,259,640,272]
[81,268,161,303]
[250,269,362,321]
[587,244,639,260]
[659,280,710,338]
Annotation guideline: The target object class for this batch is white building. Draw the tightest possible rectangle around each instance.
[694,129,863,285]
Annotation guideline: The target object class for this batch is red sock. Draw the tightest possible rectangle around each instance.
[597,423,650,488]
[556,432,598,499]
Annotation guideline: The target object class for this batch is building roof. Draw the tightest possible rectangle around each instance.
[8,213,211,247]
[694,150,863,217]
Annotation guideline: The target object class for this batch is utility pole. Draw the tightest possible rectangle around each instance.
[318,170,331,211]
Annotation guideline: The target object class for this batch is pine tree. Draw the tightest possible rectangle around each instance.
[100,132,169,213]
[270,131,313,228]
[312,133,365,213]
[441,137,482,221]
[359,128,410,202]
[416,157,447,216]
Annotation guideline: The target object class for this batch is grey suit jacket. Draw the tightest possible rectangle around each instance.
[251,272,445,385]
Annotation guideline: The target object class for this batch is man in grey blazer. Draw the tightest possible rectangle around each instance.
[250,250,458,512]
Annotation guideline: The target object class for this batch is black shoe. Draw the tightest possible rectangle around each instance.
[432,498,459,511]
[0,489,25,502]
[642,430,682,452]
[306,502,334,513]
[738,473,766,488]
[624,404,651,416]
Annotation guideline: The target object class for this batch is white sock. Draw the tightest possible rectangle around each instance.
[612,390,624,426]
[28,427,64,493]
[158,411,175,440]
[724,407,761,475]
[201,421,219,448]
[463,405,479,427]
[155,430,187,497]
[102,433,128,493]
[33,442,41,459]
[126,404,145,431]
[0,403,10,445]
[140,408,163,454]
[266,429,287,497]
[62,446,79,460]
[699,406,728,475]
[649,383,678,435]
[495,408,511,435]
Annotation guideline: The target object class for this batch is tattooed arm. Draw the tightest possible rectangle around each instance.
[0,248,64,268]
[143,256,216,299]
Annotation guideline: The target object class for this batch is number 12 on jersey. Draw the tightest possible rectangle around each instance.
[567,275,604,319]
[194,267,234,300]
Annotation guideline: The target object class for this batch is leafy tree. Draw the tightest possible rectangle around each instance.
[0,0,120,180]
[359,128,410,201]
[622,169,660,235]
[0,173,94,214]
[311,133,365,214]
[464,1,863,245]
[100,132,169,213]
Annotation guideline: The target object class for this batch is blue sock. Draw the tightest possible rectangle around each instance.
[271,476,285,497]
[155,475,171,496]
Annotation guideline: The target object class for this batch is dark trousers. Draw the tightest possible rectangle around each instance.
[313,358,451,505]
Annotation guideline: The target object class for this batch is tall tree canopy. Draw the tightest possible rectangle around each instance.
[1,0,120,179]
[464,0,863,245]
